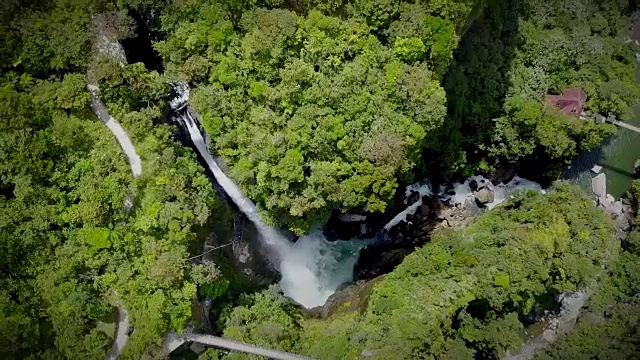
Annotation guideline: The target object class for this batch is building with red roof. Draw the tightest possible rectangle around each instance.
[545,87,587,117]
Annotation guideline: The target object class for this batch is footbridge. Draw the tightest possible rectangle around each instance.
[606,118,640,133]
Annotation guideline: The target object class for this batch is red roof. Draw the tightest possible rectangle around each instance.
[545,87,586,117]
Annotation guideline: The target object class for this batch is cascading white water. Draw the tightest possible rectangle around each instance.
[441,175,544,208]
[178,107,364,307]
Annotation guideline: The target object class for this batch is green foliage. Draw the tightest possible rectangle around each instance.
[489,96,616,165]
[353,0,399,29]
[160,2,472,232]
[1,0,96,77]
[387,4,460,76]
[444,0,637,175]
[361,184,617,358]
[0,2,227,358]
[223,285,302,351]
[537,188,640,359]
[393,37,426,62]
[217,185,619,359]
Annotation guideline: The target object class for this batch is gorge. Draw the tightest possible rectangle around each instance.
[2,0,640,359]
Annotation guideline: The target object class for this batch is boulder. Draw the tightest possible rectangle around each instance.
[598,195,611,209]
[590,164,602,174]
[490,167,516,185]
[592,173,607,198]
[581,311,605,325]
[475,188,495,206]
[542,329,556,343]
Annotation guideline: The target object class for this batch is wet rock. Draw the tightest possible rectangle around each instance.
[324,211,378,240]
[356,195,483,282]
[475,188,495,206]
[469,179,479,192]
[227,214,278,286]
[407,190,420,205]
[418,204,430,217]
[490,167,516,185]
[338,214,368,222]
[354,243,414,281]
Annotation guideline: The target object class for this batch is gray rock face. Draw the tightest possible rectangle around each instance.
[592,173,607,198]
[475,188,495,206]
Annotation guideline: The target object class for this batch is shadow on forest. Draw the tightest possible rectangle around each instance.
[421,0,521,180]
[121,9,164,72]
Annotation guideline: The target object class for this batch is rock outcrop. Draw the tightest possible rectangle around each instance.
[228,214,279,286]
[354,195,480,281]
[309,278,382,319]
[592,173,607,198]
[589,172,635,239]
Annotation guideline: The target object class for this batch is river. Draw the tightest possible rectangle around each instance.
[563,105,640,199]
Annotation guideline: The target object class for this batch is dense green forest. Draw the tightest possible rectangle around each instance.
[208,185,626,359]
[157,0,633,232]
[1,0,639,359]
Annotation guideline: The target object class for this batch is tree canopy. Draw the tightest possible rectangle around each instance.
[157,0,638,231]
[0,1,227,358]
[1,0,639,358]
[157,0,478,232]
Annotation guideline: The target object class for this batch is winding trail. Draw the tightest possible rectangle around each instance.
[87,82,138,359]
[105,307,130,360]
[88,84,142,177]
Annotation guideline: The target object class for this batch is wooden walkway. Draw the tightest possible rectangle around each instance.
[607,118,640,133]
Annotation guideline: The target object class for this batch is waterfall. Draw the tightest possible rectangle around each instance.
[173,89,364,308]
